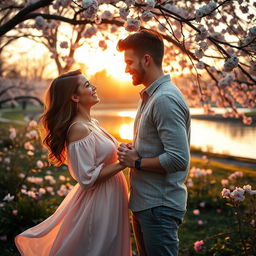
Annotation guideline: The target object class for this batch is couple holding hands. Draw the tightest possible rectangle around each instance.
[15,29,191,256]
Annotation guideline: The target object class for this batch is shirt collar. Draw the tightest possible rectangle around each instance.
[140,74,171,99]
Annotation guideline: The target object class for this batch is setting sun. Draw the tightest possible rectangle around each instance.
[119,123,133,140]
[75,40,131,82]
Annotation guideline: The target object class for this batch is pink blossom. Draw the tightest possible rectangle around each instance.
[27,151,34,156]
[193,240,204,252]
[216,208,222,213]
[230,187,245,202]
[26,130,38,139]
[243,184,252,193]
[12,209,18,216]
[193,209,200,215]
[46,186,54,193]
[24,142,35,151]
[18,173,25,179]
[39,188,46,195]
[228,171,243,180]
[9,128,16,140]
[29,120,37,128]
[198,220,203,225]
[36,160,44,169]
[59,175,66,181]
[221,179,229,186]
[221,188,230,198]
[45,175,56,185]
[27,190,37,199]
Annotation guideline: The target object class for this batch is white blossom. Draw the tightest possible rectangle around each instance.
[249,62,256,76]
[29,120,37,128]
[218,73,234,88]
[35,16,46,30]
[125,0,135,7]
[82,0,98,19]
[195,1,217,22]
[230,187,245,202]
[164,4,187,18]
[224,54,239,72]
[83,26,97,38]
[243,185,252,192]
[199,41,208,50]
[221,188,230,198]
[158,23,166,32]
[3,193,14,202]
[195,26,208,42]
[145,0,155,10]
[141,11,154,22]
[195,49,204,59]
[9,128,16,140]
[101,10,112,19]
[196,61,205,69]
[119,8,130,20]
[60,41,69,49]
[36,160,44,169]
[125,18,140,32]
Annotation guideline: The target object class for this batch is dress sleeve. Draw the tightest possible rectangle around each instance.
[67,133,104,189]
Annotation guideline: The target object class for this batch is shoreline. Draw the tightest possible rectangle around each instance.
[191,151,256,170]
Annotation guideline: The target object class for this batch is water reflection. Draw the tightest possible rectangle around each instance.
[92,109,256,159]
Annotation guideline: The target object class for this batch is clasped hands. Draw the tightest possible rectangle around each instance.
[117,143,139,168]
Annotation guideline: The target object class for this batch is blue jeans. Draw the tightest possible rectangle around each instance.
[132,206,185,256]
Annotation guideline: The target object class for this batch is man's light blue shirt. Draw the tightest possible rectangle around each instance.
[129,74,191,212]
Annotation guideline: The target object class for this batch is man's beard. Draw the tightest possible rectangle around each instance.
[132,62,146,86]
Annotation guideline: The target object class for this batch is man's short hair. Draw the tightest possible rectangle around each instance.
[117,29,164,67]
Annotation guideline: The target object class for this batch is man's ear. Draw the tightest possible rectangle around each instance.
[144,54,151,67]
[71,94,79,103]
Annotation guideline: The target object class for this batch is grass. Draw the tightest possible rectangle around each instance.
[1,110,256,255]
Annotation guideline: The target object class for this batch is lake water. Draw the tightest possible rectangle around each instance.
[92,107,256,160]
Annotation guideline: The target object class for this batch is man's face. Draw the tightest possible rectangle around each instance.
[124,49,146,86]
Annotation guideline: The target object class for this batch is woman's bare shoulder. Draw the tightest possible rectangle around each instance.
[67,122,91,143]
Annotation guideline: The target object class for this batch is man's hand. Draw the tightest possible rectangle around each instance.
[117,143,139,168]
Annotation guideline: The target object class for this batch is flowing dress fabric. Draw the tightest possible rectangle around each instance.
[15,130,131,256]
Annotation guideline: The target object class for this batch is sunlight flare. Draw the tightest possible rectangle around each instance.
[119,123,133,140]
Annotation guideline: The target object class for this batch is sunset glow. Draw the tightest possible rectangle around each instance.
[75,38,131,82]
[119,123,133,140]
[117,111,137,118]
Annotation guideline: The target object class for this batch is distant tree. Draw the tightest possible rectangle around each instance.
[0,77,44,108]
[0,0,255,123]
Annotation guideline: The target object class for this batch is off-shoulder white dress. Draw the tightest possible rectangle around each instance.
[15,126,131,256]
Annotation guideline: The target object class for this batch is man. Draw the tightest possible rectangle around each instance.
[116,29,191,256]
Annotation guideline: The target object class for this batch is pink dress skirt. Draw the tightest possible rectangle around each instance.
[15,129,131,256]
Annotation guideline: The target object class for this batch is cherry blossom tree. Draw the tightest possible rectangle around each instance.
[0,0,255,124]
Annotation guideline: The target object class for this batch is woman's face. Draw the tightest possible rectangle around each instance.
[76,75,100,106]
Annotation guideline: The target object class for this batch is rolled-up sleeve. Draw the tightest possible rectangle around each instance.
[152,95,190,173]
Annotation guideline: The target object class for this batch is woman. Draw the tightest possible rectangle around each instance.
[15,70,131,256]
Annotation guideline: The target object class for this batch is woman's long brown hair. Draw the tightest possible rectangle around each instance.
[40,70,82,166]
